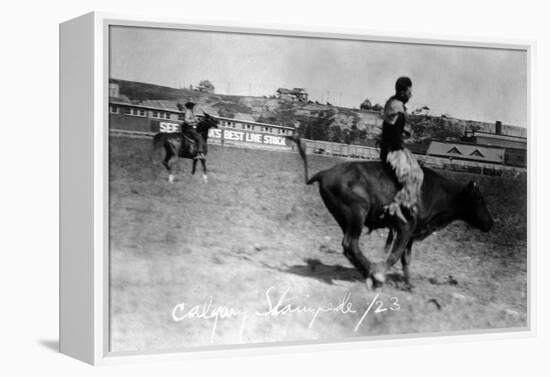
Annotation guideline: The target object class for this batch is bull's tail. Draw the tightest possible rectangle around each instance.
[306,171,325,185]
[287,135,310,184]
[287,135,325,185]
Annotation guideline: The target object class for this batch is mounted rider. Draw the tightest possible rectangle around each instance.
[379,76,424,223]
[177,101,206,159]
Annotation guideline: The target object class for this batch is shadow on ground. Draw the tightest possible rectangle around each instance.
[278,258,362,285]
[279,258,415,290]
[38,339,59,353]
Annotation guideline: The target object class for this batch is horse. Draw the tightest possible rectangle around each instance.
[152,112,219,183]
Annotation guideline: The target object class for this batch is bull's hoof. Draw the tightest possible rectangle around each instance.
[168,174,175,184]
[365,272,386,290]
[366,277,374,290]
[365,263,387,290]
[373,271,386,284]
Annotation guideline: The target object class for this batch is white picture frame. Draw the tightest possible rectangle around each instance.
[59,11,533,365]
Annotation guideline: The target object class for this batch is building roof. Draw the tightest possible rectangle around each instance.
[108,99,294,130]
[232,113,256,122]
[276,87,308,95]
[111,99,211,114]
[215,115,295,130]
[474,131,527,142]
[109,95,131,104]
[427,141,505,164]
[139,99,180,111]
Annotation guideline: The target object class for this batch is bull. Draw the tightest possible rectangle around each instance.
[291,137,494,289]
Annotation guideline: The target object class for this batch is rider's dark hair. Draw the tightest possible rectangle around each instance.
[395,76,412,93]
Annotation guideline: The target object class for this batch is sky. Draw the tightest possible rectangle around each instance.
[110,26,528,127]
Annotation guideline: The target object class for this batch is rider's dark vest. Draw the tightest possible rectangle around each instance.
[380,97,406,162]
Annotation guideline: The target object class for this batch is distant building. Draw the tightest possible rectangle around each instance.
[463,131,526,150]
[108,99,295,150]
[427,141,505,165]
[462,121,527,167]
[412,106,431,116]
[109,82,120,98]
[276,88,308,102]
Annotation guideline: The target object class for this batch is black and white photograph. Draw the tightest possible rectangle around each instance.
[107,25,528,353]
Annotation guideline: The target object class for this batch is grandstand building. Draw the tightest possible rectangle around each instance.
[426,141,505,165]
[109,98,295,150]
[462,121,527,167]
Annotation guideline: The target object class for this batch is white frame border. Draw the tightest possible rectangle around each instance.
[62,11,536,365]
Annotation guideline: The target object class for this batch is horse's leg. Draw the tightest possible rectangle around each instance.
[192,159,197,175]
[162,148,173,181]
[200,158,208,183]
[164,149,176,183]
[162,156,171,173]
[161,144,170,171]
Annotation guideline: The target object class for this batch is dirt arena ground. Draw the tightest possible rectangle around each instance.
[109,136,527,353]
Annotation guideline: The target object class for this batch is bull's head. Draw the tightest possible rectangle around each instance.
[460,180,494,232]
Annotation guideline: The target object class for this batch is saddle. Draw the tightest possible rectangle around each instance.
[181,133,198,156]
[180,133,195,147]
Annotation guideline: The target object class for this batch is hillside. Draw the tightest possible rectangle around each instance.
[111,79,526,152]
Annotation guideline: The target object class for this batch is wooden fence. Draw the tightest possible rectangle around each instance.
[300,138,526,178]
[109,129,526,178]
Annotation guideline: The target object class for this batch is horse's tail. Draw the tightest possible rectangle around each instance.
[151,133,166,172]
[152,133,165,150]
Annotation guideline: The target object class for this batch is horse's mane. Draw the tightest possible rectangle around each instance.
[195,115,218,135]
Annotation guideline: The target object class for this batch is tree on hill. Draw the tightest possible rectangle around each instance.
[299,111,333,141]
[360,98,383,112]
[407,114,463,141]
[329,125,343,143]
[360,98,372,110]
[198,80,215,93]
[348,124,361,144]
